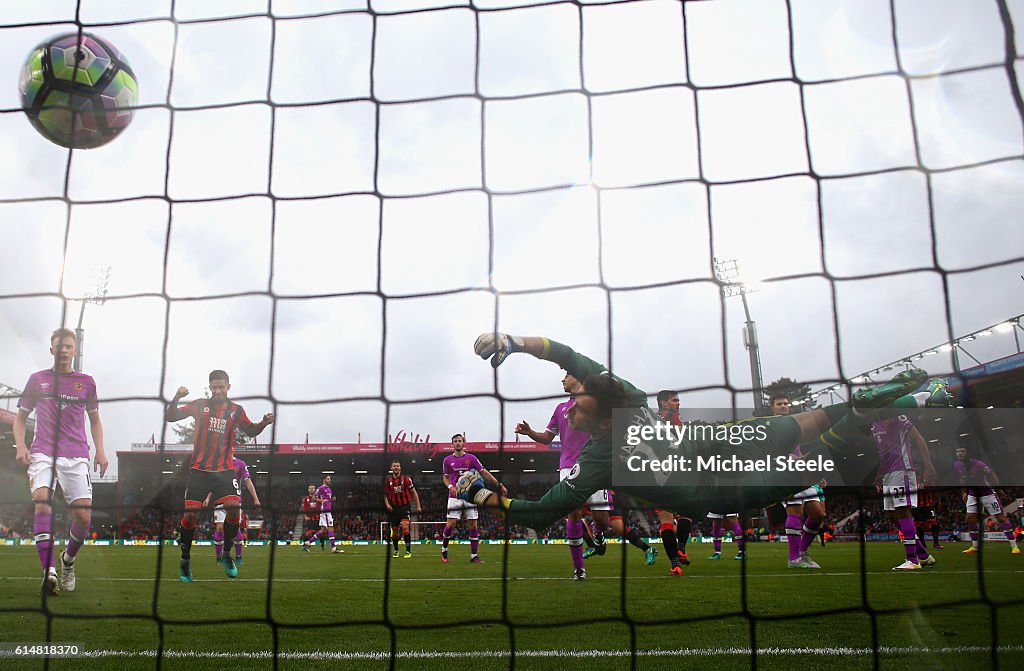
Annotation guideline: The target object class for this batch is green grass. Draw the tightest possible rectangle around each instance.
[1,540,1022,671]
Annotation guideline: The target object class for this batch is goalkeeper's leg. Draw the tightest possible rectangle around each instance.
[789,370,949,456]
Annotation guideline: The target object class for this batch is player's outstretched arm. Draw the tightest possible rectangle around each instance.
[411,486,421,513]
[241,411,275,437]
[165,386,190,422]
[474,334,640,401]
[515,420,555,444]
[480,468,508,497]
[474,334,579,372]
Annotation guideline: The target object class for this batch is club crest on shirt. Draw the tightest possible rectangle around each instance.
[74,382,83,391]
[566,463,581,480]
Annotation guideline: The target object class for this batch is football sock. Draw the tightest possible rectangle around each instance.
[327,531,335,547]
[799,517,820,554]
[897,517,918,563]
[403,533,411,552]
[178,518,196,560]
[969,522,980,548]
[660,523,680,567]
[785,514,802,562]
[732,520,746,554]
[624,526,649,551]
[915,538,930,561]
[34,512,54,571]
[711,519,723,553]
[235,529,244,559]
[1001,522,1018,549]
[469,529,480,556]
[214,530,224,558]
[676,516,692,553]
[567,518,585,571]
[223,518,239,559]
[66,520,89,560]
[442,525,453,550]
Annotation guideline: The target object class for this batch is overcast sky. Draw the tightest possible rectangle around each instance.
[1,0,1023,478]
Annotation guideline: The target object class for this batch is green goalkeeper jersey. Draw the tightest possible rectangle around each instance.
[505,340,805,530]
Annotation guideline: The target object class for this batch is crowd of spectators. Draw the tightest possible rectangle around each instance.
[5,481,1022,543]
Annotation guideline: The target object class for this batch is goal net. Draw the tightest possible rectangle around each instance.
[2,0,1022,668]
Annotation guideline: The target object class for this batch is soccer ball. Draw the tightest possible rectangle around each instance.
[19,32,138,149]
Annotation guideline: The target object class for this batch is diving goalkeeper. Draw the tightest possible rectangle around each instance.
[459,334,949,530]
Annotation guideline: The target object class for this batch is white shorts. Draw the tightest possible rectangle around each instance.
[559,467,612,511]
[706,512,738,520]
[214,506,226,524]
[965,493,1003,516]
[785,485,825,507]
[882,470,918,511]
[319,512,334,528]
[28,455,92,503]
[447,497,479,521]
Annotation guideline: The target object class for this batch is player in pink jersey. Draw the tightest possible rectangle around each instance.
[955,445,1019,554]
[205,457,261,566]
[13,328,108,596]
[517,371,617,580]
[871,414,937,570]
[770,394,828,570]
[441,434,504,563]
[303,475,344,553]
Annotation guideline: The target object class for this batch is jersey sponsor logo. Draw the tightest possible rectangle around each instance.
[208,416,227,433]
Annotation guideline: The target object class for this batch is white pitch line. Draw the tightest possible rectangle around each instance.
[4,645,1021,660]
[2,568,1023,584]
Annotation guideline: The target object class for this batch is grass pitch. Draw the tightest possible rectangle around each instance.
[1,540,1022,671]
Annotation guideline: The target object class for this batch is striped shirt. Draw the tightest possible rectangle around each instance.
[178,399,257,471]
[385,474,415,507]
[302,495,319,522]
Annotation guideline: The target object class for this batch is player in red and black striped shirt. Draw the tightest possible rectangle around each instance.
[384,460,421,558]
[165,369,274,582]
[301,485,322,547]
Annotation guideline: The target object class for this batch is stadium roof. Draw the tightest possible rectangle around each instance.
[802,314,1023,407]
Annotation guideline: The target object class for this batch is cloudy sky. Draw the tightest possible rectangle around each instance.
[1,0,1023,478]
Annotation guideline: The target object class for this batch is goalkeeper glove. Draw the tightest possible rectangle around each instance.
[474,332,525,368]
[455,469,494,506]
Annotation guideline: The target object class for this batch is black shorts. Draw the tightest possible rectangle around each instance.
[913,507,937,524]
[184,468,239,507]
[305,518,320,532]
[388,505,411,527]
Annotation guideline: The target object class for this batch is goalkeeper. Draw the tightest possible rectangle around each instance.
[460,334,949,530]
